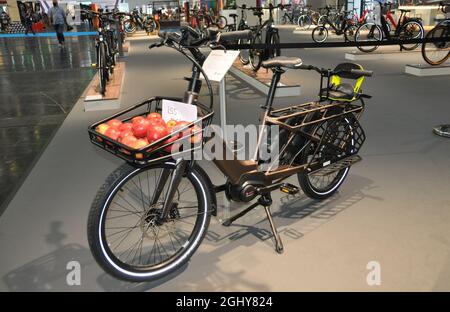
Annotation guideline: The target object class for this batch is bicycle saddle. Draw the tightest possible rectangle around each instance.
[262,56,303,69]
[229,13,238,18]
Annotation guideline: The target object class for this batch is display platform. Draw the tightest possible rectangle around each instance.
[345,49,421,61]
[405,63,450,76]
[84,62,126,111]
[229,60,301,97]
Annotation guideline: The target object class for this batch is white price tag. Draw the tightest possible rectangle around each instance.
[202,50,240,82]
[162,99,198,122]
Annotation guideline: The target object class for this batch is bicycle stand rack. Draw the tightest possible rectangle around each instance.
[222,194,284,254]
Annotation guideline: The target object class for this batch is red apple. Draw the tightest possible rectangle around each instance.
[190,125,203,144]
[147,112,162,120]
[121,135,138,148]
[104,127,120,141]
[118,122,133,132]
[107,119,122,129]
[132,116,145,124]
[132,122,149,138]
[118,130,134,141]
[163,135,179,153]
[173,121,191,140]
[147,124,169,144]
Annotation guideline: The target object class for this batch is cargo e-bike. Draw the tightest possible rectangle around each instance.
[87,27,373,282]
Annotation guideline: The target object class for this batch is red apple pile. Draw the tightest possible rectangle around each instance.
[94,112,202,155]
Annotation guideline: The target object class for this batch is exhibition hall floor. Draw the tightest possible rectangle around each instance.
[0,36,96,215]
[0,30,449,291]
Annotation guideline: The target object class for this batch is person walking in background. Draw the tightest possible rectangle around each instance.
[24,6,35,35]
[49,0,66,48]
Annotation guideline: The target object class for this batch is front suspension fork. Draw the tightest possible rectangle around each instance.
[154,159,190,221]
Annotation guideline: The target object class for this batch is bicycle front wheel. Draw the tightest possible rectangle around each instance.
[312,26,328,43]
[88,161,211,282]
[344,24,358,42]
[249,34,263,71]
[422,24,450,66]
[355,23,382,52]
[97,43,107,95]
[399,20,424,51]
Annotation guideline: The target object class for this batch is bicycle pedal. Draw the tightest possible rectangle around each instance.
[279,183,299,195]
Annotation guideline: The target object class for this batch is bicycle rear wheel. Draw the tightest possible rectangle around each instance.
[298,15,312,30]
[344,24,358,42]
[238,37,251,65]
[422,24,450,66]
[88,161,211,282]
[123,20,136,34]
[298,115,357,200]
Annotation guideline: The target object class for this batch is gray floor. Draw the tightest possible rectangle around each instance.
[0,36,96,215]
[0,29,450,291]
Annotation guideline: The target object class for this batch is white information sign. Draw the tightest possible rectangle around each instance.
[202,50,240,82]
[162,99,198,123]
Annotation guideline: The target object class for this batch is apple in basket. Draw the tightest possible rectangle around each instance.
[118,122,133,133]
[132,119,151,138]
[166,119,177,129]
[104,127,120,142]
[107,119,122,129]
[147,124,169,144]
[190,124,203,144]
[147,112,162,120]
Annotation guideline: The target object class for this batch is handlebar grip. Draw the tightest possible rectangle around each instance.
[217,30,251,42]
[350,69,373,77]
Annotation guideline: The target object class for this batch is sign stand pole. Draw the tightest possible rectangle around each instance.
[219,76,231,222]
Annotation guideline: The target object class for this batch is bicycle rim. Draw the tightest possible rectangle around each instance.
[356,23,382,52]
[422,25,450,65]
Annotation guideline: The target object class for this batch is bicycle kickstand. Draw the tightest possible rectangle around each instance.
[259,194,284,254]
[222,194,284,254]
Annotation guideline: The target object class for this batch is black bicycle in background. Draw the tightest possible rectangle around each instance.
[312,6,357,43]
[422,1,450,65]
[249,4,281,71]
[85,10,122,95]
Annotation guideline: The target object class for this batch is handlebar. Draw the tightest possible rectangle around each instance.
[149,27,251,50]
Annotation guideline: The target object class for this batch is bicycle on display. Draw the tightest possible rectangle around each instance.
[86,26,373,282]
[123,8,157,35]
[312,6,358,43]
[297,5,320,30]
[225,5,249,32]
[355,2,424,53]
[421,1,450,66]
[86,10,123,95]
[189,7,227,32]
[249,4,281,71]
[279,4,298,25]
